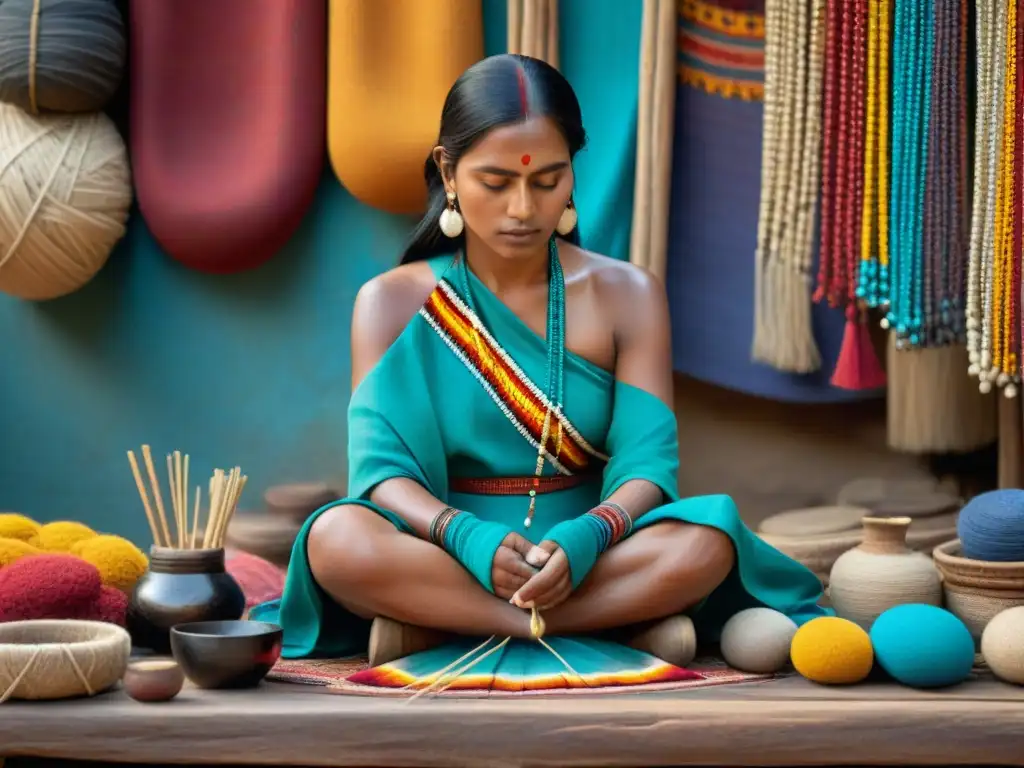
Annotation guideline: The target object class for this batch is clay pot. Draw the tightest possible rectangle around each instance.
[828,516,943,629]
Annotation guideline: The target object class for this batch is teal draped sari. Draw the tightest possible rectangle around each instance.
[251,254,827,690]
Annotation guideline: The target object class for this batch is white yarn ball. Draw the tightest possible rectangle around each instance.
[981,606,1024,685]
[720,607,798,673]
[0,103,131,300]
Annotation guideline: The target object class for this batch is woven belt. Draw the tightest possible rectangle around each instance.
[449,474,597,496]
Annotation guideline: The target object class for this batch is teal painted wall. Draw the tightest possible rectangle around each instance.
[0,0,642,547]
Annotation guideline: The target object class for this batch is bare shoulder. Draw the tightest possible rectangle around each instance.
[350,260,441,384]
[563,244,669,331]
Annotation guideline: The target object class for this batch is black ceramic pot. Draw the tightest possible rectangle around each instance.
[127,547,246,653]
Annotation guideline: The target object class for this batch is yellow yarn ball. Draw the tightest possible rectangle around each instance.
[790,616,874,685]
[0,104,132,301]
[0,513,41,542]
[0,536,39,567]
[71,535,149,593]
[29,521,97,552]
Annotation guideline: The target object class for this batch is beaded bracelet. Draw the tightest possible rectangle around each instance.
[429,506,461,548]
[585,501,633,552]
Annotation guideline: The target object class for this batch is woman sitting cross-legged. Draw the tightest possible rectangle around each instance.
[251,54,827,682]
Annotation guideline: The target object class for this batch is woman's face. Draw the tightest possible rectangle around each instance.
[437,116,574,260]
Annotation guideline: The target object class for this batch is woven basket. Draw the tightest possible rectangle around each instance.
[0,620,131,702]
[942,582,1024,640]
[933,539,1024,590]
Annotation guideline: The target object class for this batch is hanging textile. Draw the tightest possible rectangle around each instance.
[667,0,860,403]
[629,0,677,282]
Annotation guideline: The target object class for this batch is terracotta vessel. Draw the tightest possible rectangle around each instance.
[828,516,943,629]
[127,547,246,654]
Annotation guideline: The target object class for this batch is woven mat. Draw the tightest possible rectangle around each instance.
[267,655,774,698]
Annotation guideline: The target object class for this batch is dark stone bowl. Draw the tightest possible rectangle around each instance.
[170,619,282,689]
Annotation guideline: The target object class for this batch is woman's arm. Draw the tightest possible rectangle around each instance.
[598,263,676,523]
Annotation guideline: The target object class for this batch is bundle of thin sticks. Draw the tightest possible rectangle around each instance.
[126,444,247,550]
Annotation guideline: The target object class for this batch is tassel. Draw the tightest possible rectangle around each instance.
[831,306,887,390]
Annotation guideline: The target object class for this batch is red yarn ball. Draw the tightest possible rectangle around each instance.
[78,585,128,626]
[225,549,285,608]
[0,553,102,622]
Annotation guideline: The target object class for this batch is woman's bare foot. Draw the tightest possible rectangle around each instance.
[367,616,452,666]
[626,614,697,666]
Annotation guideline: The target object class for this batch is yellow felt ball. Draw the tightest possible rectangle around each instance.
[0,537,39,567]
[71,535,149,593]
[790,616,874,685]
[28,521,97,552]
[0,513,41,542]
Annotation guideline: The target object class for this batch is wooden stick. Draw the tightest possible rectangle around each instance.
[546,0,559,69]
[166,454,179,547]
[508,0,523,54]
[630,0,658,270]
[183,454,190,546]
[647,0,677,282]
[216,473,247,548]
[175,451,185,548]
[127,450,163,547]
[191,485,201,550]
[142,445,173,547]
[214,468,241,548]
[203,469,225,549]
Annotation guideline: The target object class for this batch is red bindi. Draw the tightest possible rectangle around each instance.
[521,154,531,166]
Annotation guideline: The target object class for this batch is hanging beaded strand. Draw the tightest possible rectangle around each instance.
[995,0,1018,394]
[455,238,566,529]
[856,0,882,307]
[1016,0,1024,397]
[966,0,996,381]
[812,1,842,308]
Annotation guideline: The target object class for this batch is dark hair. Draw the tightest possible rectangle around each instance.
[400,54,587,264]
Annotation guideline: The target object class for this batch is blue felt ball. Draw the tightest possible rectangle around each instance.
[957,489,1024,562]
[870,604,975,688]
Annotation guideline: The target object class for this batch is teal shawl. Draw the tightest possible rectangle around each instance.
[251,255,828,662]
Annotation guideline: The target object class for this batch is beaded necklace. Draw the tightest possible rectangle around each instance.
[752,0,823,374]
[966,0,995,379]
[456,237,566,529]
[1015,0,1024,398]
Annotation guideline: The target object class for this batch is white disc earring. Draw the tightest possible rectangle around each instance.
[556,200,577,235]
[439,190,464,238]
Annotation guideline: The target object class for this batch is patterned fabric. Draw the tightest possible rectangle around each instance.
[678,0,766,101]
[267,648,774,699]
[420,279,608,474]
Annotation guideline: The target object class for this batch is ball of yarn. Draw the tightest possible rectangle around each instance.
[0,537,39,568]
[225,549,286,608]
[0,0,126,113]
[870,604,975,688]
[790,616,873,685]
[71,534,148,592]
[0,104,131,301]
[957,489,1024,562]
[0,552,102,621]
[78,584,128,626]
[720,607,798,673]
[28,520,96,552]
[981,606,1024,685]
[0,512,41,541]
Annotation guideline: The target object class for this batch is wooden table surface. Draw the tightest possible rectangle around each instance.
[1,674,1023,767]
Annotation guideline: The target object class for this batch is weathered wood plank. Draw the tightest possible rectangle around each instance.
[1,683,1023,767]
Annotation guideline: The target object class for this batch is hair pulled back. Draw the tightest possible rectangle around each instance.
[400,54,587,264]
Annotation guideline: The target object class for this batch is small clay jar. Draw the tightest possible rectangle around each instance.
[828,516,943,629]
[122,658,185,702]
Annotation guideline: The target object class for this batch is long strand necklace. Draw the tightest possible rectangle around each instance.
[456,238,566,529]
[1016,0,1024,397]
[966,0,995,379]
[994,0,1017,393]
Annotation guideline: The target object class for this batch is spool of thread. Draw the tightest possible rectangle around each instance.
[0,0,126,114]
[0,104,131,300]
[957,489,1024,562]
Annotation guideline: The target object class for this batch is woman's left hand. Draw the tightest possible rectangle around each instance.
[511,541,572,611]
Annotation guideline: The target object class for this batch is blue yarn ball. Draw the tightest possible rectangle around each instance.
[870,604,975,688]
[958,489,1024,562]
